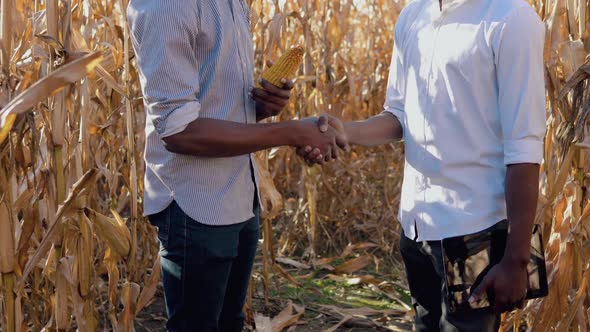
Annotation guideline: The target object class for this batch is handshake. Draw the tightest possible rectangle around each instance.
[294,114,349,166]
[251,78,400,164]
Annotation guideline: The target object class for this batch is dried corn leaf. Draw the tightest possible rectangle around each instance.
[320,305,403,318]
[0,200,15,274]
[322,315,353,332]
[0,52,102,145]
[255,153,283,219]
[275,257,311,269]
[341,242,378,258]
[273,263,303,287]
[333,255,373,275]
[264,14,283,59]
[271,301,305,332]
[117,282,140,332]
[17,168,97,289]
[558,40,586,80]
[134,255,161,315]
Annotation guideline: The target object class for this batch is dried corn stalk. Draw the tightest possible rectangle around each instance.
[0,1,159,330]
[2,0,590,330]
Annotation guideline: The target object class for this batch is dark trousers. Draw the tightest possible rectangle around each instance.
[148,201,260,332]
[400,231,500,332]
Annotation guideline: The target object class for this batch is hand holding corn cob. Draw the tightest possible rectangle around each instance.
[258,46,304,88]
[251,47,304,121]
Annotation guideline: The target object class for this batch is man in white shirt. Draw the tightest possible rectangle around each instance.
[300,0,546,330]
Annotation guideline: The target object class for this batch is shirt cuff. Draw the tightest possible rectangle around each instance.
[503,138,544,165]
[382,107,406,138]
[152,101,201,138]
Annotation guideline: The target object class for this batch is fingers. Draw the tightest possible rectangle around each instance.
[251,79,294,120]
[258,79,294,98]
[299,147,323,166]
[312,148,329,165]
[331,146,338,160]
[315,148,328,164]
[318,114,329,132]
[319,113,349,150]
[251,94,286,120]
[296,120,346,166]
[321,126,343,161]
[469,276,492,305]
[281,79,295,91]
[296,146,312,158]
[295,145,326,167]
[251,88,289,108]
[325,113,343,130]
[492,292,526,313]
[335,133,349,151]
[254,103,282,118]
[325,142,335,162]
[330,136,339,160]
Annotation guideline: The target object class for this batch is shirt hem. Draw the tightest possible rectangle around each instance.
[144,194,257,226]
[399,215,508,242]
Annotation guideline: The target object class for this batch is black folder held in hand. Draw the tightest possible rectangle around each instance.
[441,220,549,313]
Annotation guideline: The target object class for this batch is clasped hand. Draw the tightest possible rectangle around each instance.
[249,74,348,164]
[296,114,349,165]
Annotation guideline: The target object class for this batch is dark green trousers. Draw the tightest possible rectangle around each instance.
[148,201,260,332]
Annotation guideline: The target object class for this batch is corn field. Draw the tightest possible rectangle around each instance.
[0,0,589,330]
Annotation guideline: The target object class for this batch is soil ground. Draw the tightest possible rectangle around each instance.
[134,260,414,332]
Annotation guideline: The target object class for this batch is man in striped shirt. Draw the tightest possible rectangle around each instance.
[127,1,345,331]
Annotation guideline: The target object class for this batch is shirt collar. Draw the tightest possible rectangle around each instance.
[436,0,470,14]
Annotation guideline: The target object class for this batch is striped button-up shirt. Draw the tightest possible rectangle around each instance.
[385,0,546,241]
[127,0,260,225]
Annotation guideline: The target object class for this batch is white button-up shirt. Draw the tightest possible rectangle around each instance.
[385,0,547,241]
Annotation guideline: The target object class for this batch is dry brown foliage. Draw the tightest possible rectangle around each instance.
[1,0,589,330]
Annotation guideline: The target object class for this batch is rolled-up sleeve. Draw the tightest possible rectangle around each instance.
[382,31,407,137]
[128,1,201,138]
[495,7,547,165]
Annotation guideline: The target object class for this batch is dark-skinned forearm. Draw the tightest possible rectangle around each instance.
[503,163,540,266]
[162,118,300,157]
[343,113,403,147]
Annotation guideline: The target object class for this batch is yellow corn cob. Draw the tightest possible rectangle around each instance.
[85,208,131,258]
[260,46,304,88]
[0,113,16,146]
